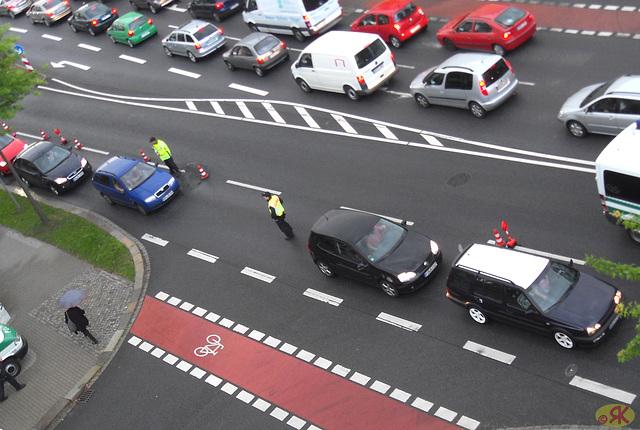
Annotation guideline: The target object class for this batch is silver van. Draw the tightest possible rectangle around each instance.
[409,53,518,118]
[558,75,640,138]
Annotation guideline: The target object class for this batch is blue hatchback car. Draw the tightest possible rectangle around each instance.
[92,156,179,214]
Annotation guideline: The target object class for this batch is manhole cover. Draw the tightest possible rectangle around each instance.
[447,172,471,187]
[77,388,95,403]
[564,363,578,377]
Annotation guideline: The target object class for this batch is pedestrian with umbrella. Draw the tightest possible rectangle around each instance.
[59,290,98,345]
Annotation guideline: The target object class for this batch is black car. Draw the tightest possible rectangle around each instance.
[187,0,241,22]
[446,243,623,349]
[68,2,118,36]
[308,208,442,297]
[129,0,174,14]
[13,141,91,195]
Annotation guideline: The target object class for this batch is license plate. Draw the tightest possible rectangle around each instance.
[72,171,84,182]
[496,77,509,92]
[516,21,527,31]
[162,190,174,201]
[609,313,620,330]
[141,31,149,38]
[410,24,421,34]
[424,261,438,277]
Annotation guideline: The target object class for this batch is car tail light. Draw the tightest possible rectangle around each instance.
[479,79,488,96]
[417,7,423,14]
[528,14,534,22]
[357,75,365,85]
[502,31,512,39]
[6,4,12,8]
[46,11,53,16]
[194,42,201,50]
[147,18,153,25]
[218,27,223,34]
[280,41,286,48]
[505,59,513,72]
[599,194,608,210]
[63,0,69,4]
[215,1,223,8]
[91,19,98,25]
[128,29,134,36]
[257,56,264,64]
[112,8,117,13]
[393,24,400,30]
[303,15,311,29]
[389,51,394,62]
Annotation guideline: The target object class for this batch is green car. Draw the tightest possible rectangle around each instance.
[107,11,157,47]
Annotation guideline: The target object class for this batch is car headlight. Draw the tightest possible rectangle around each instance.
[614,290,622,305]
[168,177,175,186]
[586,324,601,335]
[0,161,6,167]
[54,177,68,184]
[81,157,88,168]
[145,195,156,203]
[397,271,417,283]
[430,240,439,255]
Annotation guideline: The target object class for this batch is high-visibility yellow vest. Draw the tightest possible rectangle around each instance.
[153,140,171,161]
[268,195,284,217]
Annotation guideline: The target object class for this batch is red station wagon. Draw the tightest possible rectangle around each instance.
[436,4,536,56]
[350,0,428,48]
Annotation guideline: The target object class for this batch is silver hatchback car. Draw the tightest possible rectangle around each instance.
[0,0,32,18]
[162,20,226,63]
[409,53,518,118]
[558,75,640,138]
[26,0,71,26]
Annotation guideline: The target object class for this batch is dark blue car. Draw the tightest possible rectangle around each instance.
[92,156,179,214]
[187,0,241,22]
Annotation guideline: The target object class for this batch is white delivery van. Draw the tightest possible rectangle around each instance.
[595,120,640,244]
[291,31,398,101]
[242,0,342,42]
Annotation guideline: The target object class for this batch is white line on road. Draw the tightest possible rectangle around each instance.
[50,61,90,70]
[303,288,343,306]
[294,106,320,129]
[186,100,197,111]
[569,376,637,404]
[141,233,168,246]
[375,124,398,140]
[228,83,268,96]
[463,340,516,365]
[339,206,414,226]
[187,248,219,264]
[10,27,28,33]
[166,4,187,12]
[78,43,101,52]
[210,101,224,114]
[263,102,285,123]
[225,180,280,195]
[119,54,146,64]
[168,67,200,79]
[376,312,422,332]
[241,267,275,283]
[78,146,109,155]
[42,34,62,41]
[236,101,254,119]
[331,114,357,134]
[421,133,443,146]
[519,81,535,86]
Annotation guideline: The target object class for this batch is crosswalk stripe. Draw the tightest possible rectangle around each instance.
[375,124,397,140]
[263,102,285,123]
[295,106,320,129]
[331,114,357,134]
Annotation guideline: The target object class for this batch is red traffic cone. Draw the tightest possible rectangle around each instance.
[2,122,16,137]
[73,138,83,149]
[54,128,68,144]
[501,221,517,248]
[493,229,505,247]
[140,150,150,162]
[198,165,209,179]
[40,129,49,140]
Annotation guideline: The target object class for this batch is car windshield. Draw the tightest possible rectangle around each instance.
[120,162,155,191]
[354,218,405,262]
[254,37,278,55]
[580,81,610,108]
[0,134,14,150]
[302,0,330,12]
[527,262,579,312]
[34,146,70,173]
[193,24,217,41]
[354,39,387,69]
[393,2,416,22]
[494,7,526,28]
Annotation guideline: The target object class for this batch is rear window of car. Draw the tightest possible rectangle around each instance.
[393,2,416,22]
[130,17,146,30]
[302,0,330,12]
[482,58,510,87]
[354,39,387,69]
[193,24,218,41]
[494,7,526,28]
[85,4,105,18]
[255,37,278,55]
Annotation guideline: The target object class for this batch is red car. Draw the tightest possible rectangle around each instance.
[436,4,536,56]
[0,134,29,175]
[350,0,428,48]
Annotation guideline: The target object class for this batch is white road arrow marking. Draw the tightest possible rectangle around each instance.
[50,61,90,70]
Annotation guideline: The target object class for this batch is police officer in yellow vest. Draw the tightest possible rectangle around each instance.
[150,137,180,175]
[262,191,294,240]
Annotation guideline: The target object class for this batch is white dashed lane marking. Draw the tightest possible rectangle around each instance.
[569,376,637,404]
[78,43,101,52]
[228,83,268,96]
[463,340,516,365]
[187,248,219,264]
[241,267,275,283]
[376,312,422,332]
[303,288,343,306]
[119,54,145,64]
[141,233,169,246]
[168,67,200,79]
[41,33,61,41]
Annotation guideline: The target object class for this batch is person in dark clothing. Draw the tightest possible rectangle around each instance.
[262,191,294,239]
[0,358,26,402]
[65,306,98,344]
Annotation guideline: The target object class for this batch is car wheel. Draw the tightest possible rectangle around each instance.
[492,43,506,56]
[187,51,197,62]
[468,306,487,324]
[89,27,96,36]
[443,38,456,51]
[20,177,31,188]
[567,120,587,138]
[379,280,399,298]
[316,260,335,278]
[292,28,305,42]
[135,203,149,215]
[27,16,35,25]
[49,184,60,195]
[469,101,486,118]
[296,78,311,93]
[69,23,77,32]
[109,34,116,43]
[212,12,221,22]
[101,193,114,205]
[253,66,264,77]
[248,23,259,33]
[628,228,640,245]
[164,46,173,57]
[344,86,360,101]
[389,36,401,49]
[148,3,158,13]
[9,10,16,19]
[553,331,575,349]
[224,60,235,71]
[127,38,135,48]
[130,0,139,10]
[414,93,430,108]
[2,358,21,378]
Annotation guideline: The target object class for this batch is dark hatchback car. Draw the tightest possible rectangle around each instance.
[187,0,241,22]
[68,2,118,36]
[13,141,91,195]
[446,243,623,349]
[308,208,442,297]
[222,33,288,77]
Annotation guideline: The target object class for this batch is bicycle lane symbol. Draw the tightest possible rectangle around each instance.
[194,334,224,357]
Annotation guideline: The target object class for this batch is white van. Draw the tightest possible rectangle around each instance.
[595,120,640,244]
[291,31,398,101]
[242,0,342,42]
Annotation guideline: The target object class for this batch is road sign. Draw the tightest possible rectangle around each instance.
[14,45,24,55]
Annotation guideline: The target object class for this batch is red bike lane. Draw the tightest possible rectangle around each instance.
[131,296,459,430]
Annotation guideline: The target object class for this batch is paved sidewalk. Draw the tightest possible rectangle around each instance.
[0,197,149,430]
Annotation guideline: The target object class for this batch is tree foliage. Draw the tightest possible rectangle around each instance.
[0,23,46,120]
